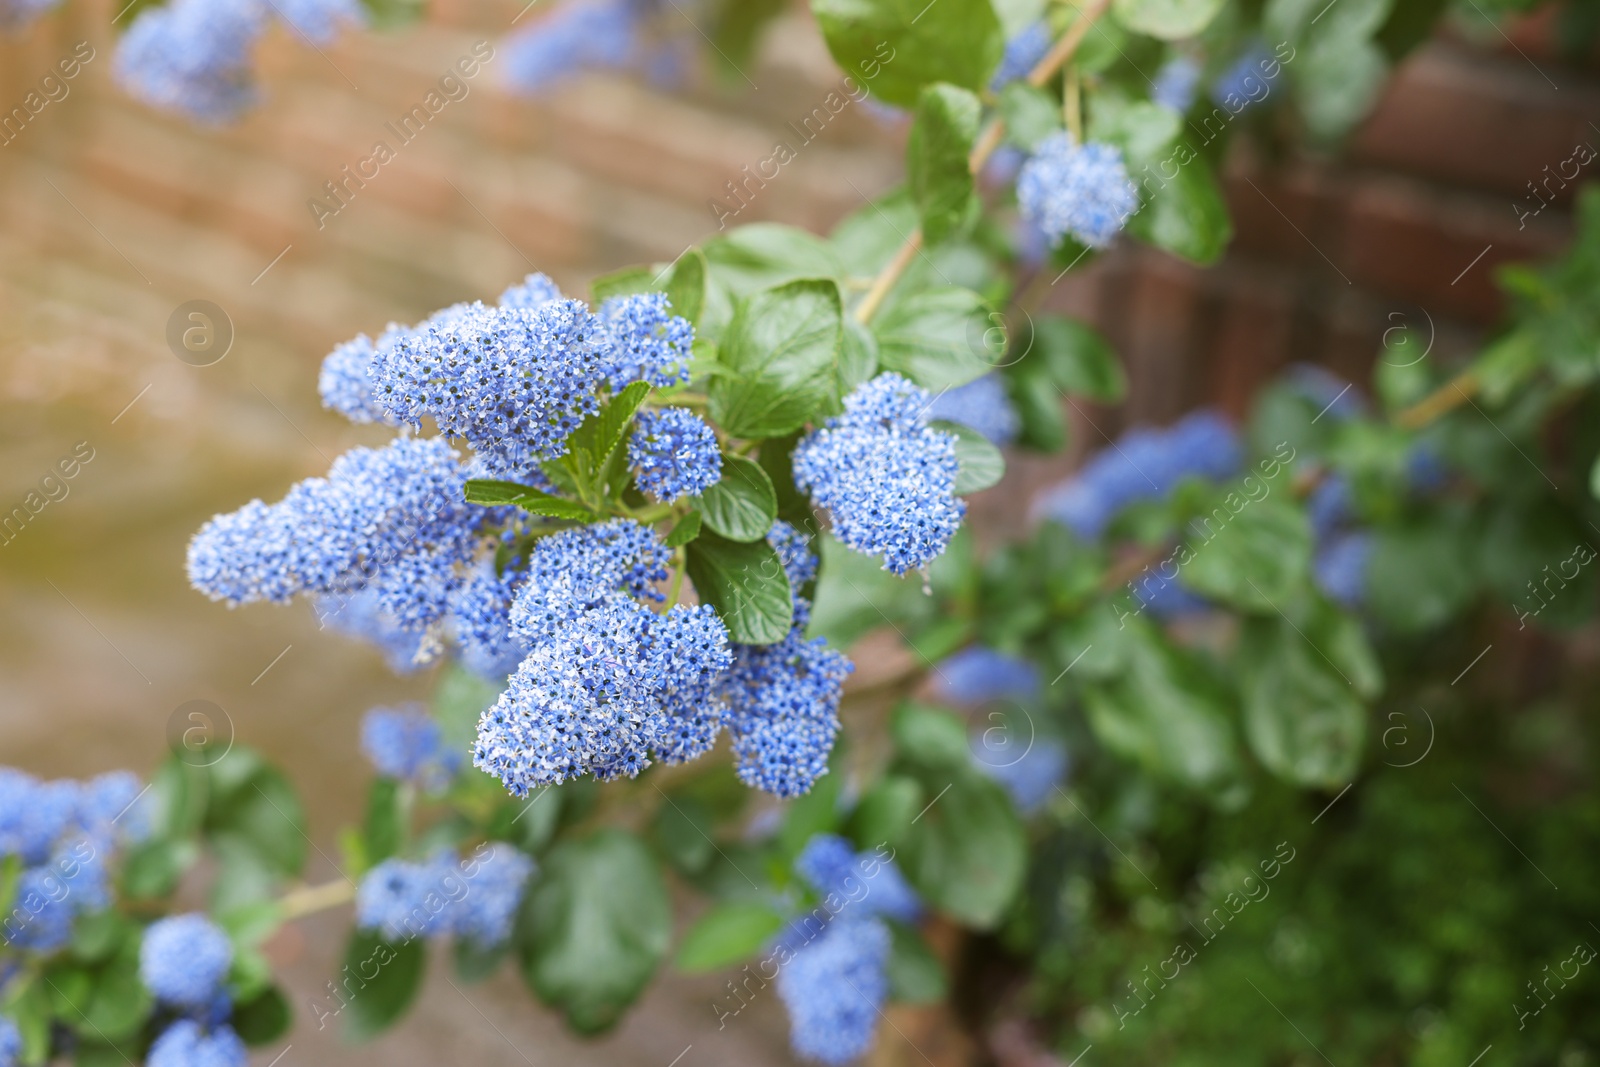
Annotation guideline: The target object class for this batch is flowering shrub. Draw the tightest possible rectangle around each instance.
[7,1,1600,1065]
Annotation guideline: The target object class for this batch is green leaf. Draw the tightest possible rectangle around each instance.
[591,266,655,305]
[463,479,595,520]
[664,510,704,549]
[711,279,846,438]
[217,900,285,947]
[886,922,948,1004]
[1021,315,1126,403]
[650,794,717,875]
[875,288,994,391]
[676,901,785,973]
[435,665,504,750]
[80,943,150,1042]
[1087,95,1181,172]
[1239,616,1369,787]
[907,83,981,245]
[0,854,18,917]
[594,381,654,465]
[848,775,925,851]
[778,760,844,858]
[702,224,846,298]
[934,422,1005,494]
[896,767,1025,928]
[120,838,184,900]
[147,756,207,840]
[1298,35,1389,142]
[685,531,794,644]
[1012,370,1068,451]
[356,0,424,30]
[811,0,1004,108]
[695,455,777,542]
[837,319,882,410]
[228,944,274,1004]
[1365,514,1477,634]
[1080,629,1241,790]
[454,936,513,985]
[208,837,279,915]
[70,909,127,964]
[805,531,940,647]
[1126,154,1231,265]
[8,979,51,1064]
[520,830,672,1033]
[341,932,427,1041]
[232,986,291,1045]
[892,703,971,771]
[1179,495,1313,612]
[363,777,404,866]
[205,763,306,880]
[661,249,707,327]
[999,82,1062,151]
[1112,0,1226,39]
[830,187,920,276]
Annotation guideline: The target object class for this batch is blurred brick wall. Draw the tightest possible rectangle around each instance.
[2,1,1597,432]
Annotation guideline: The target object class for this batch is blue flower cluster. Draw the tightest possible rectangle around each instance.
[479,599,730,792]
[720,530,853,797]
[318,588,432,673]
[318,331,403,426]
[776,836,917,1064]
[1033,410,1241,539]
[374,299,612,478]
[361,705,461,790]
[0,0,60,31]
[188,437,482,636]
[355,843,535,946]
[0,1016,20,1067]
[147,1019,248,1067]
[498,0,706,95]
[933,645,1040,706]
[629,407,723,502]
[778,916,890,1064]
[318,280,694,484]
[600,292,695,390]
[140,914,233,1009]
[1017,132,1140,249]
[138,915,247,1067]
[971,735,1068,814]
[507,519,670,643]
[499,271,566,309]
[448,557,533,678]
[721,613,852,797]
[1152,55,1202,112]
[501,0,639,92]
[1,769,150,952]
[1314,529,1373,608]
[767,520,818,590]
[794,373,966,576]
[926,373,1020,446]
[795,835,920,923]
[990,21,1050,90]
[1211,41,1280,111]
[115,0,363,124]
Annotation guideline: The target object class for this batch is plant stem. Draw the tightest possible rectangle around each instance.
[1395,368,1481,429]
[667,555,688,608]
[854,231,924,325]
[855,0,1113,327]
[1064,66,1082,142]
[278,878,357,920]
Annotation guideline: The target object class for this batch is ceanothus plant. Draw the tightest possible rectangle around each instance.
[5,0,1598,1065]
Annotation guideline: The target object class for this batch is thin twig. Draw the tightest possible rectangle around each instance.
[278,878,357,920]
[854,0,1115,326]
